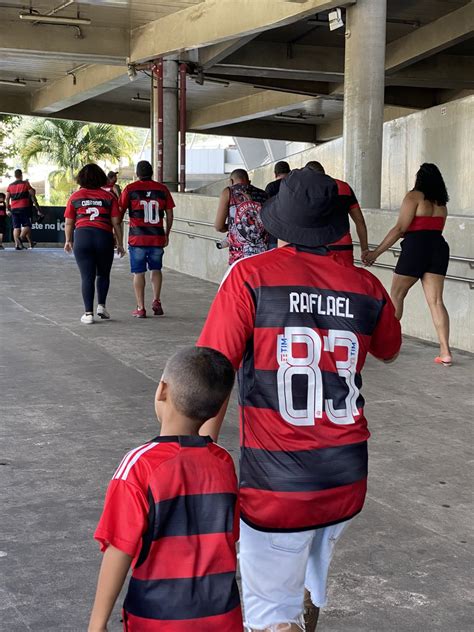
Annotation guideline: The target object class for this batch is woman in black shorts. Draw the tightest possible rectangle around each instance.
[64,164,125,324]
[364,164,452,366]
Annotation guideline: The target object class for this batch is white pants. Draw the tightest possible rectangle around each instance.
[240,519,350,630]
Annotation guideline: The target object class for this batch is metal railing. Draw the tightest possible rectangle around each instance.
[354,241,474,268]
[173,227,220,243]
[171,219,474,288]
[174,216,214,228]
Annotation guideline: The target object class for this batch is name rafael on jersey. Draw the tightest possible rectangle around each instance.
[289,291,354,318]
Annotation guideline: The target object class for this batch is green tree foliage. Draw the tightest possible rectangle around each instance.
[18,118,137,202]
[0,114,20,176]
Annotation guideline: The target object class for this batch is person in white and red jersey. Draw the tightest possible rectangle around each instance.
[103,170,122,199]
[197,167,401,632]
[120,160,174,318]
[88,346,242,632]
[306,161,369,264]
[6,168,42,250]
[64,164,125,325]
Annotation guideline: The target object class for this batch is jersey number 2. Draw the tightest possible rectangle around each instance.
[277,326,360,426]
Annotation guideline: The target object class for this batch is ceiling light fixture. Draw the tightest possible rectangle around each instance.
[0,78,27,87]
[19,12,91,26]
[131,93,151,103]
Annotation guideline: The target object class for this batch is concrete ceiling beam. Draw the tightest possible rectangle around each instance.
[130,0,355,63]
[188,90,318,130]
[0,20,128,65]
[213,41,344,80]
[198,35,257,69]
[31,65,129,114]
[385,2,474,73]
[388,55,474,90]
[194,120,318,142]
[206,73,333,97]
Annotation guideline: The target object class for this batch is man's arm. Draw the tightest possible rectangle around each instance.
[164,208,174,247]
[197,267,256,441]
[28,187,41,213]
[348,205,369,254]
[88,545,132,632]
[5,192,11,214]
[111,217,125,257]
[215,188,230,233]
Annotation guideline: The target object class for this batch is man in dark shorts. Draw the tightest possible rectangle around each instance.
[0,192,7,249]
[6,169,41,250]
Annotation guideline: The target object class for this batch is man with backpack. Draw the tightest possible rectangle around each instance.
[214,169,268,265]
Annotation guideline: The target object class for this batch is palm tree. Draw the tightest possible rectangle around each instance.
[18,118,136,200]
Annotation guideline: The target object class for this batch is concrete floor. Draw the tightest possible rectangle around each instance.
[0,248,472,632]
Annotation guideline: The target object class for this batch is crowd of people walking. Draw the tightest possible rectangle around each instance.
[1,155,454,631]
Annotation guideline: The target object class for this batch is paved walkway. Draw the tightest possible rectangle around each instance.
[0,249,472,632]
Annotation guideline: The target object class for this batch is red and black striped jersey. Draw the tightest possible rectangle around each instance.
[95,435,242,631]
[119,179,175,248]
[198,246,401,532]
[0,200,6,216]
[327,180,362,263]
[64,188,120,233]
[7,179,33,212]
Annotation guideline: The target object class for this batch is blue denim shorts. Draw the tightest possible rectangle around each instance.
[129,246,164,274]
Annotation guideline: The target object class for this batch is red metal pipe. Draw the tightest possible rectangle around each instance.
[179,63,187,193]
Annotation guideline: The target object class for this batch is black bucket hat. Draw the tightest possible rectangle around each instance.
[261,167,348,247]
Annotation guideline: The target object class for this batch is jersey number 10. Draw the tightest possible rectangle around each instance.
[140,199,160,224]
[277,326,360,426]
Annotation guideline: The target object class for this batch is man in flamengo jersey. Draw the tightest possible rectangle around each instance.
[119,160,174,318]
[198,168,401,631]
[6,169,42,250]
[88,347,242,632]
[306,160,369,265]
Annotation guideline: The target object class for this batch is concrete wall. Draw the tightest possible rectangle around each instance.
[166,193,474,352]
[197,95,474,216]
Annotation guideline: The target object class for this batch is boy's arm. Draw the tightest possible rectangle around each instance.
[88,545,132,632]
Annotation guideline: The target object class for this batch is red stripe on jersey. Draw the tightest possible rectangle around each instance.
[241,479,367,531]
[7,180,32,210]
[65,187,120,233]
[242,406,368,452]
[133,532,238,581]
[123,605,243,632]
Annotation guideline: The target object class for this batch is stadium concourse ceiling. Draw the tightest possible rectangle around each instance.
[0,0,473,142]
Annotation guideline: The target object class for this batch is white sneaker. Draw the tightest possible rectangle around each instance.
[80,313,94,325]
[97,305,110,319]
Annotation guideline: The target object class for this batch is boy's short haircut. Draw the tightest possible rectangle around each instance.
[163,346,235,422]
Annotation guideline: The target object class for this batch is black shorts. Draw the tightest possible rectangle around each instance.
[0,216,5,233]
[395,231,449,278]
[11,211,32,229]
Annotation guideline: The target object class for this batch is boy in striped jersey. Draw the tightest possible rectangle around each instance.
[88,347,242,632]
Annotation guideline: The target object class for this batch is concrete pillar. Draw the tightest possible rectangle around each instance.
[163,59,179,192]
[343,0,387,208]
